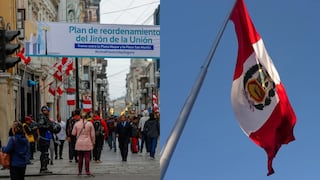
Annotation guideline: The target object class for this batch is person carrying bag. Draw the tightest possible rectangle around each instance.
[2,121,29,180]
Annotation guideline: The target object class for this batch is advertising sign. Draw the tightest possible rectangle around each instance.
[25,22,160,58]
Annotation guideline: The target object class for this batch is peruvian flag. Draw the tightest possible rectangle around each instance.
[53,70,62,81]
[230,0,296,176]
[48,82,56,96]
[152,94,159,112]
[66,87,76,105]
[82,99,92,112]
[56,85,64,96]
[16,48,31,65]
[64,58,73,76]
[55,57,68,71]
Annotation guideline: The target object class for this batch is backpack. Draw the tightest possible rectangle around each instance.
[107,119,115,130]
[67,118,76,136]
[22,123,35,143]
[130,123,139,138]
[93,120,104,136]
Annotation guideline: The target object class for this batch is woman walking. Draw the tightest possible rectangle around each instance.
[2,121,29,180]
[72,111,95,176]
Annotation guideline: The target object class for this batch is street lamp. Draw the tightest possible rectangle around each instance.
[96,78,102,116]
[145,82,156,112]
[142,88,147,110]
[100,86,105,117]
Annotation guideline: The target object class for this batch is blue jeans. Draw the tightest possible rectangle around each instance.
[147,137,158,158]
[140,131,149,152]
[107,131,116,151]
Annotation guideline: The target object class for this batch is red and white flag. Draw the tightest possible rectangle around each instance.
[152,94,159,112]
[67,94,76,105]
[53,70,62,81]
[82,99,92,112]
[54,57,67,72]
[56,85,64,96]
[230,0,296,176]
[64,58,73,76]
[48,82,56,96]
[66,87,76,106]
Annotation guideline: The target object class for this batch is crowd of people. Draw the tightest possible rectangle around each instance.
[0,106,160,180]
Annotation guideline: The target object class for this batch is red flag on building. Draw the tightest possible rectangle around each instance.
[152,94,159,112]
[66,87,76,105]
[230,0,296,176]
[56,85,64,96]
[83,99,92,112]
[64,58,73,76]
[54,57,68,72]
[16,48,31,65]
[48,82,56,96]
[53,70,62,81]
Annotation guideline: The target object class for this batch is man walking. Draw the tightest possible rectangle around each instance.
[91,111,108,162]
[54,113,66,160]
[144,113,160,159]
[116,115,131,161]
[138,110,149,153]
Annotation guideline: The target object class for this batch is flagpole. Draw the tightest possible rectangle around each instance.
[160,1,237,179]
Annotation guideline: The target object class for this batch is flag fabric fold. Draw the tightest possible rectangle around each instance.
[230,0,296,176]
[152,94,159,112]
[56,85,64,96]
[53,70,62,81]
[64,58,73,76]
[48,82,56,96]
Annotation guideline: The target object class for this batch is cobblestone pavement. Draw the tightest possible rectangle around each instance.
[0,140,160,179]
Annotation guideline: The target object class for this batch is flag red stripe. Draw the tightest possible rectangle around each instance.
[230,0,260,80]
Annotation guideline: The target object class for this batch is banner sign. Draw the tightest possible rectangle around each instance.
[25,22,160,58]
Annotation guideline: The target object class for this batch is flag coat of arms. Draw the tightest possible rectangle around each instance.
[230,0,296,176]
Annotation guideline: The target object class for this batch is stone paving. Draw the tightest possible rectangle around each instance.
[0,141,160,178]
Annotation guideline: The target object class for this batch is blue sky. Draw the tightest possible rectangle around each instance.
[160,0,320,179]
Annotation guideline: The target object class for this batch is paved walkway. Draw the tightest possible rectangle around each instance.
[0,141,160,178]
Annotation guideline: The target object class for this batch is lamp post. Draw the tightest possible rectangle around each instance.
[142,88,147,111]
[90,62,97,112]
[100,86,104,117]
[145,82,156,112]
[96,78,102,116]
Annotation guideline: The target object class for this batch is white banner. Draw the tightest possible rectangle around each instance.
[25,22,160,58]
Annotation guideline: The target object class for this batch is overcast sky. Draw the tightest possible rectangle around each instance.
[99,0,160,100]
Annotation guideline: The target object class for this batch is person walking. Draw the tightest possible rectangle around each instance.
[72,111,95,176]
[48,118,55,165]
[66,110,79,163]
[130,116,139,153]
[143,113,160,159]
[116,115,131,161]
[54,113,66,160]
[91,111,108,163]
[2,121,29,180]
[22,116,35,164]
[138,110,149,153]
[106,115,117,152]
[28,115,39,160]
[37,105,54,174]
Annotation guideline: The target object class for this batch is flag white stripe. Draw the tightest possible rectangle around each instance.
[231,49,279,135]
[252,40,281,84]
